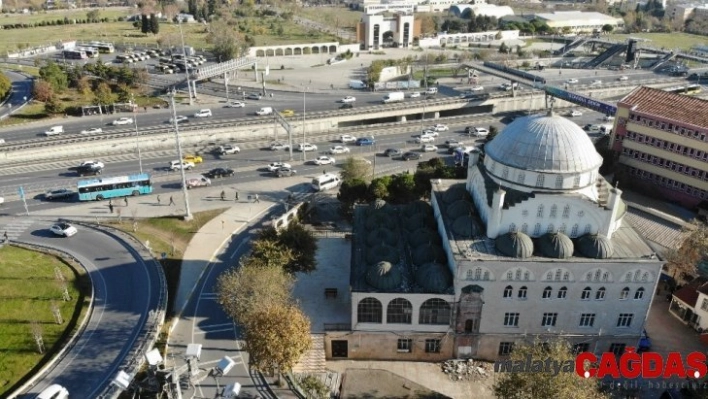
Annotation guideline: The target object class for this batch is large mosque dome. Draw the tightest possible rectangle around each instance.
[485,113,603,174]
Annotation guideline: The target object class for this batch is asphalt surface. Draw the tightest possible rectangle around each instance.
[13,222,158,398]
[0,70,33,119]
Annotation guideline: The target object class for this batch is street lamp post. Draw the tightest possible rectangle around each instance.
[302,86,308,162]
[131,94,143,174]
[169,91,193,221]
[178,21,194,106]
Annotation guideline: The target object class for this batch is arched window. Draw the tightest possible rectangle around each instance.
[595,287,606,300]
[474,268,482,280]
[555,269,562,281]
[502,167,509,179]
[634,270,641,282]
[483,271,490,280]
[536,174,545,187]
[586,272,593,281]
[584,224,592,234]
[571,224,579,237]
[521,223,528,234]
[581,287,591,300]
[534,223,541,236]
[387,298,413,324]
[546,271,553,280]
[419,298,451,325]
[357,297,383,323]
[524,271,530,281]
[509,223,517,233]
[594,269,602,281]
[515,269,522,280]
[537,205,545,218]
[507,271,513,280]
[573,175,581,188]
[620,287,630,300]
[625,271,633,281]
[503,285,513,298]
[558,287,568,299]
[517,172,525,184]
[465,319,477,333]
[602,272,610,282]
[555,175,563,189]
[641,272,649,282]
[547,224,555,234]
[542,286,552,299]
[563,205,571,218]
[634,287,645,300]
[518,286,528,299]
[550,205,558,218]
[563,272,570,281]
[559,224,567,234]
[466,269,474,280]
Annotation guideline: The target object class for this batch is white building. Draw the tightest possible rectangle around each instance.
[534,11,624,33]
[359,7,416,49]
[326,110,663,362]
[666,3,708,22]
[449,0,515,19]
[670,277,708,331]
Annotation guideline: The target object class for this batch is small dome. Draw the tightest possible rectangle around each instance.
[404,200,432,217]
[408,228,441,247]
[366,228,397,247]
[452,215,479,238]
[447,200,474,219]
[496,232,534,258]
[415,262,453,293]
[443,185,468,204]
[485,114,603,174]
[538,233,574,259]
[577,234,614,259]
[366,245,400,264]
[366,261,403,291]
[370,199,389,211]
[366,213,395,230]
[404,213,434,231]
[412,244,446,266]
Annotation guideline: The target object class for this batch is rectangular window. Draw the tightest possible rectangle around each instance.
[609,343,626,356]
[498,342,514,356]
[580,313,595,327]
[504,312,520,327]
[617,313,633,327]
[424,339,441,353]
[572,343,590,354]
[702,298,708,312]
[397,339,412,353]
[542,313,558,327]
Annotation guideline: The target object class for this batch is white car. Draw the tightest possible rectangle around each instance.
[566,78,579,84]
[270,142,290,151]
[430,124,449,132]
[618,76,629,81]
[80,128,103,134]
[340,96,356,103]
[226,101,246,108]
[416,135,435,144]
[298,143,318,152]
[469,86,485,92]
[409,92,421,98]
[219,145,240,155]
[421,130,439,137]
[470,127,489,137]
[169,160,195,170]
[603,115,615,122]
[313,156,336,165]
[329,145,350,154]
[194,109,212,118]
[80,160,105,169]
[0,196,4,205]
[170,115,189,124]
[340,135,357,143]
[421,144,438,152]
[568,110,583,117]
[37,384,69,399]
[50,222,77,237]
[591,80,603,86]
[267,162,292,172]
[112,117,133,125]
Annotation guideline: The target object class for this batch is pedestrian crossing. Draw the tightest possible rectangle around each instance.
[0,218,35,248]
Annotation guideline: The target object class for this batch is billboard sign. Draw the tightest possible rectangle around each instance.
[544,86,617,116]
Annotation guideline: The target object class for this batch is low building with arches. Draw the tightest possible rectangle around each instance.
[247,42,360,58]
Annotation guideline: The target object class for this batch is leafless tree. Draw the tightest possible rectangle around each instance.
[30,320,45,354]
[50,300,64,325]
[131,207,139,232]
[54,266,71,301]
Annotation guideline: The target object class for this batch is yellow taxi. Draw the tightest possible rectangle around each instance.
[280,109,295,117]
[183,155,203,164]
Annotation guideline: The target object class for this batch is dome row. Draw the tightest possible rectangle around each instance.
[495,232,613,259]
[366,261,452,293]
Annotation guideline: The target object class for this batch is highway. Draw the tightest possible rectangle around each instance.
[14,223,160,398]
[0,70,33,120]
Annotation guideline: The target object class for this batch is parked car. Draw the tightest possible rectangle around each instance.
[80,127,103,134]
[44,189,75,201]
[340,96,356,103]
[313,156,336,165]
[468,127,489,137]
[340,135,357,143]
[280,109,295,117]
[218,145,241,155]
[194,109,212,118]
[37,384,69,399]
[267,162,291,172]
[274,167,297,177]
[603,115,615,121]
[356,137,375,146]
[170,115,189,124]
[329,146,350,155]
[246,93,262,100]
[50,222,78,237]
[112,117,133,126]
[383,148,402,157]
[401,152,421,161]
[226,101,246,108]
[421,144,438,152]
[298,143,318,152]
[567,110,583,117]
[204,168,235,178]
[270,142,290,151]
[169,160,195,171]
[183,155,203,164]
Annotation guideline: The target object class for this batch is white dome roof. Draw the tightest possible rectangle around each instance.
[485,113,603,174]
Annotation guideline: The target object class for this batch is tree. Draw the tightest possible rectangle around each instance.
[601,24,614,34]
[486,125,499,142]
[340,157,373,183]
[44,95,64,114]
[217,264,294,325]
[93,82,113,106]
[338,178,369,216]
[499,42,509,53]
[32,79,54,102]
[246,239,295,270]
[299,374,329,399]
[188,0,198,17]
[277,223,319,274]
[87,9,100,22]
[0,73,11,100]
[150,13,159,34]
[141,14,150,35]
[664,223,708,280]
[243,303,312,378]
[208,18,249,62]
[39,62,68,92]
[418,14,437,36]
[494,339,609,399]
[387,172,417,204]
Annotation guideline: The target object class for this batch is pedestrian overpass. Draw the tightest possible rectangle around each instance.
[544,85,617,116]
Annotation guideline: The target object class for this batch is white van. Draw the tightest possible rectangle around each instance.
[44,126,64,136]
[349,80,367,89]
[37,384,69,399]
[312,173,341,192]
[256,107,273,116]
[425,87,438,94]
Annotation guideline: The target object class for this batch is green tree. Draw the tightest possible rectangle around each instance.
[499,42,509,53]
[150,13,160,34]
[32,79,54,102]
[216,263,294,325]
[77,77,92,97]
[340,157,373,183]
[208,18,249,62]
[243,303,312,379]
[337,178,369,216]
[141,14,150,35]
[0,73,13,100]
[44,95,64,114]
[39,62,68,92]
[93,82,114,106]
[601,24,614,33]
[246,239,296,270]
[387,172,417,204]
[486,125,499,142]
[87,9,100,22]
[299,374,329,399]
[494,339,609,399]
[368,176,390,200]
[188,0,198,17]
[277,223,319,274]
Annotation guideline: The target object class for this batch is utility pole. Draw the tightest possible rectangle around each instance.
[178,21,194,105]
[132,98,143,174]
[302,86,308,162]
[224,73,230,103]
[169,91,193,221]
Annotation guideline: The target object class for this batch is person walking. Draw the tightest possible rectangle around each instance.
[220,190,226,201]
[124,197,128,206]
[157,195,161,205]
[169,196,175,206]
[3,231,8,242]
[235,192,239,202]
[109,203,114,214]
[254,194,260,203]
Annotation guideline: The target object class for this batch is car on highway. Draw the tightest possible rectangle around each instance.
[50,222,78,237]
[618,76,629,81]
[170,115,189,124]
[421,130,439,138]
[75,163,103,177]
[590,79,602,86]
[445,139,464,148]
[246,93,262,100]
[226,101,246,108]
[340,96,356,103]
[469,86,485,92]
[44,126,64,136]
[204,168,235,178]
[329,145,350,154]
[340,135,357,143]
[37,383,69,399]
[270,142,290,151]
[44,189,75,201]
[409,92,421,98]
[313,156,336,165]
[339,103,353,109]
[416,135,435,144]
[194,109,212,118]
[430,124,449,132]
[80,127,103,134]
[274,167,297,177]
[356,137,375,146]
[0,196,3,206]
[80,160,105,169]
[183,155,203,164]
[169,160,195,171]
[218,145,241,155]
[383,148,402,157]
[298,143,318,152]
[468,127,489,137]
[567,110,583,117]
[421,144,438,152]
[565,78,579,84]
[112,117,134,126]
[267,162,292,172]
[401,151,421,161]
[280,109,295,117]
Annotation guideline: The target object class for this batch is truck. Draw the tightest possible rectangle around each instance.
[382,92,405,104]
[184,176,211,189]
[44,126,64,136]
[349,80,367,89]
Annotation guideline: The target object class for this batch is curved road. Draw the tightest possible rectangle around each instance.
[0,70,33,120]
[13,222,160,398]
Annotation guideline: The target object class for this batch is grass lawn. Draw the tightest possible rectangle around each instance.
[0,63,40,77]
[0,245,89,397]
[0,7,131,24]
[0,101,55,128]
[607,32,708,52]
[109,208,227,316]
[296,6,362,29]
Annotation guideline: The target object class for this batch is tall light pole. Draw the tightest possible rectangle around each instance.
[169,91,193,221]
[131,94,143,174]
[302,86,308,162]
[178,21,194,106]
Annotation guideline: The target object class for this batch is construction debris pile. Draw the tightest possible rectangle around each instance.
[440,359,493,381]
